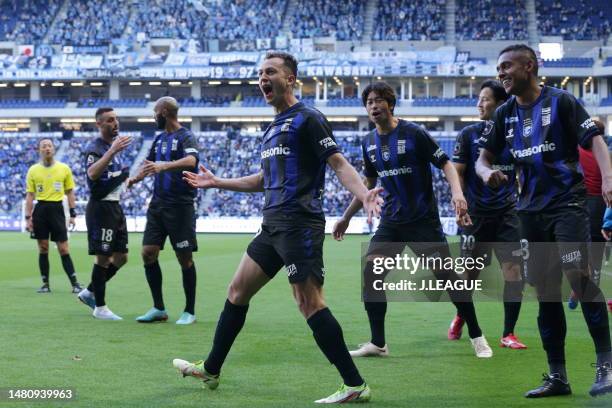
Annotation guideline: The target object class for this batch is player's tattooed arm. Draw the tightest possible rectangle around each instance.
[333,176,377,241]
[183,164,264,192]
[476,148,508,188]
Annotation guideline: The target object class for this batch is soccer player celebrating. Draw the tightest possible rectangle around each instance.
[77,108,132,320]
[176,51,383,403]
[128,97,200,325]
[477,44,612,397]
[332,81,492,359]
[25,138,82,293]
[451,80,527,349]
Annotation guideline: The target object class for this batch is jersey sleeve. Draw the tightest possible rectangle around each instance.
[361,139,377,178]
[64,165,76,191]
[416,127,448,169]
[181,131,200,160]
[25,167,35,193]
[85,147,101,180]
[303,113,341,162]
[559,92,602,148]
[452,128,470,164]
[480,107,506,156]
[146,136,158,161]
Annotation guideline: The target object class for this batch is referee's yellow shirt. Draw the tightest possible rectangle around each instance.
[26,162,76,202]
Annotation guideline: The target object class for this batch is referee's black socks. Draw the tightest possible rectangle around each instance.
[307,307,364,387]
[39,253,49,284]
[60,254,77,285]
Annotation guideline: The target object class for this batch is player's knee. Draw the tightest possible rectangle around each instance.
[95,255,111,268]
[112,253,127,268]
[501,262,522,281]
[38,243,49,254]
[227,281,250,305]
[141,248,158,265]
[293,288,326,319]
[57,241,69,256]
[176,253,193,269]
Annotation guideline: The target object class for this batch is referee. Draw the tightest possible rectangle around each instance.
[25,138,82,293]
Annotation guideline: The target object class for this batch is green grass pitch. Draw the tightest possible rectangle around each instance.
[0,231,610,407]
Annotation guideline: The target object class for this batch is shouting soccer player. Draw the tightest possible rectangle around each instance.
[25,138,82,293]
[451,80,526,349]
[128,97,200,325]
[332,81,492,359]
[77,108,132,320]
[477,44,612,398]
[176,51,383,403]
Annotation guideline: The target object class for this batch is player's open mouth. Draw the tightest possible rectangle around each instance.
[261,84,273,98]
[502,79,511,88]
[371,111,381,119]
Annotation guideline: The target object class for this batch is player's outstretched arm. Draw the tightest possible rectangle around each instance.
[142,155,197,176]
[476,148,508,188]
[441,161,471,227]
[332,176,377,241]
[327,153,383,223]
[183,164,264,192]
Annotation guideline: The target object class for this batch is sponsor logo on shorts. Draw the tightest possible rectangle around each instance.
[286,264,297,277]
[561,250,582,264]
[176,240,190,249]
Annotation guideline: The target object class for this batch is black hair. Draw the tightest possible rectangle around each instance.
[264,50,298,77]
[480,79,509,103]
[361,81,396,113]
[95,107,114,122]
[498,44,539,75]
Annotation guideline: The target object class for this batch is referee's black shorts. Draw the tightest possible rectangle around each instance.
[31,201,67,242]
[86,200,128,256]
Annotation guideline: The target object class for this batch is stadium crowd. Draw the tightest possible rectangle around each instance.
[455,0,528,40]
[0,0,610,43]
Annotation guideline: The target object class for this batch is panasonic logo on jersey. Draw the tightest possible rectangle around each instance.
[511,141,556,158]
[377,167,412,177]
[261,145,291,159]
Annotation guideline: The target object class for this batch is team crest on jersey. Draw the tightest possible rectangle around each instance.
[87,154,95,165]
[382,146,391,161]
[280,118,293,132]
[483,120,494,136]
[541,107,551,127]
[397,140,406,154]
[523,118,533,137]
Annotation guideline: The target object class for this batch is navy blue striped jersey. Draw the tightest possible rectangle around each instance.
[453,121,516,216]
[146,127,199,205]
[261,102,340,227]
[362,120,449,223]
[483,86,601,212]
[85,137,129,201]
